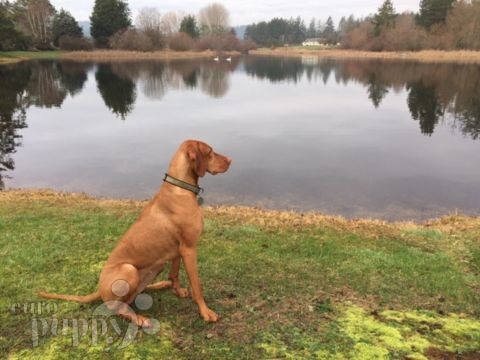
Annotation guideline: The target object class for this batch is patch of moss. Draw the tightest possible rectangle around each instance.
[381,309,480,352]
[8,321,180,359]
[340,304,480,359]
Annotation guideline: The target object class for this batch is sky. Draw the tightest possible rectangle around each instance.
[49,0,421,26]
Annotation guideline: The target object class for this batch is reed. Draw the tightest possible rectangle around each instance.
[251,47,480,64]
[61,49,241,62]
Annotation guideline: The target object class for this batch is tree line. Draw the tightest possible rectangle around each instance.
[0,0,86,50]
[0,0,256,52]
[245,16,339,47]
[244,0,480,50]
[342,0,480,51]
[1,0,479,53]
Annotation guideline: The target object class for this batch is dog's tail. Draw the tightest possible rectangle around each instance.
[38,290,101,303]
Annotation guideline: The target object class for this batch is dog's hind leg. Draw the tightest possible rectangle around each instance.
[99,264,153,327]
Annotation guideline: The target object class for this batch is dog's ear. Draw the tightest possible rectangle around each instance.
[187,142,208,177]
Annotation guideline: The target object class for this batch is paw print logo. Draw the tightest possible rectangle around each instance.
[91,280,160,350]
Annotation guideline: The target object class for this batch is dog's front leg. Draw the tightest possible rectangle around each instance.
[179,246,219,322]
[169,257,189,298]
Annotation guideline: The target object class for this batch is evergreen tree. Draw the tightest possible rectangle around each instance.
[180,15,199,38]
[245,17,307,46]
[338,16,347,36]
[0,2,27,50]
[52,9,82,46]
[417,0,455,28]
[373,0,397,35]
[323,16,336,43]
[307,18,316,38]
[90,0,131,47]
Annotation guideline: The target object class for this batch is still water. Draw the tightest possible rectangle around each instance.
[1,56,479,219]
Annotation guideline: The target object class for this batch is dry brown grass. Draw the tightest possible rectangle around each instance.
[61,49,241,62]
[2,189,478,237]
[251,48,480,64]
[0,57,22,64]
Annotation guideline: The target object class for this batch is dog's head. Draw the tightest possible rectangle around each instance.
[183,140,232,177]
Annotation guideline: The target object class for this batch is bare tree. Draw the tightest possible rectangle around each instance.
[15,0,56,47]
[136,7,162,34]
[160,11,182,35]
[136,7,163,48]
[198,3,230,35]
[445,0,480,50]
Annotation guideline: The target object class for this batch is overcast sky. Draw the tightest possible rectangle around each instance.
[49,0,421,25]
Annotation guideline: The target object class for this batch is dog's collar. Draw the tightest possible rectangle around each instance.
[163,173,203,195]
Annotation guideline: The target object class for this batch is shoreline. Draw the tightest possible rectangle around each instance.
[61,49,242,62]
[0,50,241,64]
[250,48,480,64]
[2,189,478,228]
[3,49,480,64]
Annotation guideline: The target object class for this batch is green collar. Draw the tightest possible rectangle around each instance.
[163,173,203,195]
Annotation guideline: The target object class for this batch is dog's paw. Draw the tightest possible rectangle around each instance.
[137,315,153,328]
[174,287,189,298]
[200,307,219,322]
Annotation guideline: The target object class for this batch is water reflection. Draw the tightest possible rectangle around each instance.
[96,64,137,119]
[244,56,304,83]
[367,73,389,108]
[4,58,477,138]
[407,81,444,136]
[0,57,479,217]
[245,57,480,140]
[0,64,30,189]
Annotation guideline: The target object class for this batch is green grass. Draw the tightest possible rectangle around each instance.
[0,191,479,359]
[0,51,62,64]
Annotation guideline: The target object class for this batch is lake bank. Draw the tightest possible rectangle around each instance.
[61,49,241,62]
[251,47,480,64]
[3,49,480,64]
[0,50,241,64]
[0,51,62,64]
[2,189,479,358]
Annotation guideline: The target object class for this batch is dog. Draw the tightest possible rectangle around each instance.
[39,140,232,326]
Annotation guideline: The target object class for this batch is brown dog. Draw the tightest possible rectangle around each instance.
[39,140,232,325]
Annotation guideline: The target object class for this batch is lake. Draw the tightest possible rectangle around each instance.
[1,56,479,220]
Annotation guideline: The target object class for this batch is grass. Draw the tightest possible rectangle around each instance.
[3,48,480,65]
[61,50,240,62]
[0,50,238,65]
[0,51,62,64]
[1,190,479,359]
[251,47,480,64]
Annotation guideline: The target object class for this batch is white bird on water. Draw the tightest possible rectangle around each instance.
[213,56,219,62]
[226,56,232,62]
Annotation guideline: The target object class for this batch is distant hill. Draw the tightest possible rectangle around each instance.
[233,25,247,39]
[79,21,91,38]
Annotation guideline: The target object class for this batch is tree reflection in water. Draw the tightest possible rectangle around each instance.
[0,64,30,189]
[0,60,92,188]
[1,57,479,189]
[244,57,480,139]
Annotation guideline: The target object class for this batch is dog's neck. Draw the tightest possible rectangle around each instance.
[166,152,199,187]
